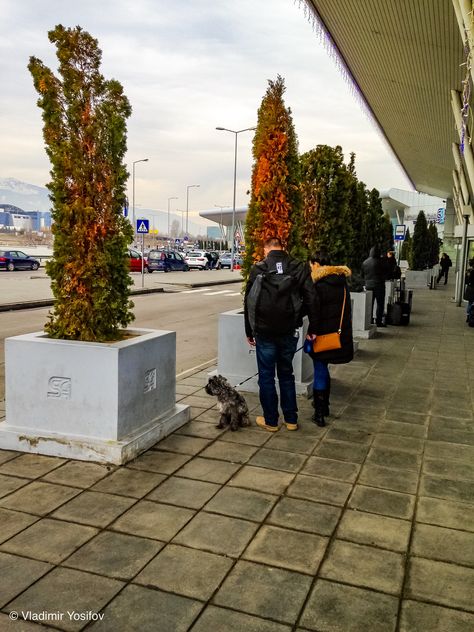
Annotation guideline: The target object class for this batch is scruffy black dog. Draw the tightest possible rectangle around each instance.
[205,375,250,431]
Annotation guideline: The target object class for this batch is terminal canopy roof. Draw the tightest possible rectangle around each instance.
[304,0,464,200]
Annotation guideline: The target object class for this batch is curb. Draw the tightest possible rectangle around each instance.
[0,277,242,312]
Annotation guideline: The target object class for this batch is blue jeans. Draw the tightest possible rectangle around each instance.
[313,359,330,390]
[255,332,298,426]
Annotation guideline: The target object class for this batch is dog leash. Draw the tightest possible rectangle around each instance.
[233,343,305,388]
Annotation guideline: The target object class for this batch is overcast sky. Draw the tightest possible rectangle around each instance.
[1,0,412,229]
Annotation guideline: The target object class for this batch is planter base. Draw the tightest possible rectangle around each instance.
[0,404,189,465]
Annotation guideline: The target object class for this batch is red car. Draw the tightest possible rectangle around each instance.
[128,249,148,272]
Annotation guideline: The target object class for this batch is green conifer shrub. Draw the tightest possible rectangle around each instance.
[29,25,134,341]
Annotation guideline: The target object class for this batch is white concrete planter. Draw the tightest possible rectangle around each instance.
[214,309,313,395]
[405,269,431,288]
[0,328,190,465]
[350,291,376,339]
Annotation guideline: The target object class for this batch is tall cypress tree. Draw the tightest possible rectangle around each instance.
[300,144,353,264]
[409,211,431,270]
[243,76,302,280]
[29,25,134,341]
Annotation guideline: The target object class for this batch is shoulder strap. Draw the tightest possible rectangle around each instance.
[337,287,347,334]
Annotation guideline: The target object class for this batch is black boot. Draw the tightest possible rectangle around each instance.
[324,375,331,417]
[312,389,326,427]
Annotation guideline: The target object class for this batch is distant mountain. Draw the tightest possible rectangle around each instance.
[0,178,50,212]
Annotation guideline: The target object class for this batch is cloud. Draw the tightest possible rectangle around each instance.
[0,0,412,224]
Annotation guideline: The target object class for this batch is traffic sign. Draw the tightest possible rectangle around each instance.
[136,219,149,234]
[436,207,445,224]
[183,235,189,242]
[175,238,181,244]
[395,224,406,241]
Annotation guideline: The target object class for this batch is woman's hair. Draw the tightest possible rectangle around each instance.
[309,252,331,266]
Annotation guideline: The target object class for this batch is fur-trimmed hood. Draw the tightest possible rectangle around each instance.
[311,264,351,283]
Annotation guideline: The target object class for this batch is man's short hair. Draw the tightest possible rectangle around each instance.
[263,237,282,249]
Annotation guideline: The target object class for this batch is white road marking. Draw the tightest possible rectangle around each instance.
[226,292,242,296]
[203,290,235,295]
[181,288,211,293]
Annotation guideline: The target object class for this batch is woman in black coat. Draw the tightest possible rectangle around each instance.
[307,253,353,427]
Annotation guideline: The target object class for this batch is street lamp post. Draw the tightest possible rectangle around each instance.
[216,127,255,270]
[186,184,200,239]
[214,204,229,250]
[167,196,178,241]
[132,158,149,239]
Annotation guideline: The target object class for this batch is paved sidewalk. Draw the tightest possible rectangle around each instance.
[0,284,473,631]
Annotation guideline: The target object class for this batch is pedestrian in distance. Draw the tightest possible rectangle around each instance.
[306,253,354,427]
[437,253,452,284]
[244,237,318,432]
[361,246,387,327]
[205,251,213,270]
[464,257,474,326]
[385,250,401,280]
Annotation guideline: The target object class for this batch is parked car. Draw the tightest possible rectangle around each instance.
[219,252,243,269]
[0,250,40,271]
[184,251,210,270]
[147,249,189,272]
[128,248,148,273]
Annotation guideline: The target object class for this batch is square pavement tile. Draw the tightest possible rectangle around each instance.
[0,450,19,466]
[367,447,421,471]
[337,509,411,552]
[204,486,277,521]
[147,476,220,509]
[349,485,415,519]
[199,441,259,463]
[400,599,474,632]
[0,473,29,499]
[424,441,474,463]
[0,551,52,608]
[379,420,427,439]
[194,409,221,424]
[0,481,80,516]
[88,584,202,632]
[268,496,341,536]
[0,613,53,632]
[385,410,429,426]
[173,511,258,557]
[134,543,233,600]
[420,474,474,504]
[301,456,360,482]
[127,450,191,474]
[5,567,124,632]
[0,507,39,545]
[41,461,112,488]
[213,560,312,624]
[0,454,65,479]
[176,457,240,484]
[243,524,328,574]
[320,539,404,595]
[111,500,194,541]
[52,491,136,527]
[315,439,369,463]
[192,606,291,632]
[373,434,424,453]
[287,474,352,506]
[423,457,474,482]
[358,463,419,494]
[326,427,374,445]
[175,420,226,440]
[228,465,294,495]
[152,434,211,455]
[411,523,474,567]
[179,395,214,409]
[64,531,163,580]
[91,468,166,498]
[416,496,474,533]
[248,448,307,473]
[0,518,98,564]
[265,433,321,454]
[300,579,399,632]
[407,557,474,612]
[221,429,273,446]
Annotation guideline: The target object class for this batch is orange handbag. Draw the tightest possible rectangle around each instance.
[313,288,346,354]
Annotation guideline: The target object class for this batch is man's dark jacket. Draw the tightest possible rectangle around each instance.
[361,247,386,289]
[244,250,318,338]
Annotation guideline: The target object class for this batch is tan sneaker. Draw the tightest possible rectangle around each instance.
[255,416,280,432]
[284,421,299,431]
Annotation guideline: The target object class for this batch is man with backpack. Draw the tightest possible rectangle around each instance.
[244,237,318,432]
[437,253,452,285]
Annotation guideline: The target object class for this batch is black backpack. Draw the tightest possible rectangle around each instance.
[247,261,302,336]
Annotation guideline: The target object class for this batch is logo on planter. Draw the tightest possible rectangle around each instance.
[144,368,157,393]
[47,377,71,399]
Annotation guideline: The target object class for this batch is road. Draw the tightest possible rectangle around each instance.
[0,284,244,400]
